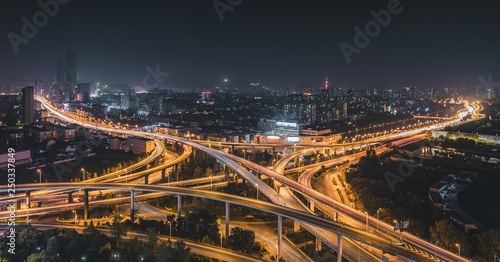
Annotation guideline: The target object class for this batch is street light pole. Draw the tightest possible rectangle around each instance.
[168,221,171,242]
[220,231,223,248]
[37,169,41,184]
[456,243,460,256]
[434,241,438,262]
[365,212,368,231]
[376,208,382,229]
[81,168,85,181]
[256,184,259,200]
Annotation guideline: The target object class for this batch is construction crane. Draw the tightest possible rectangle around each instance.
[4,78,45,94]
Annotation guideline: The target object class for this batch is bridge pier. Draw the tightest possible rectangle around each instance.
[225,202,230,243]
[68,192,73,203]
[144,174,148,184]
[231,145,235,154]
[337,235,343,262]
[84,189,89,220]
[26,191,30,221]
[130,190,135,221]
[316,236,322,251]
[17,200,21,210]
[294,220,300,232]
[277,215,282,259]
[310,198,315,212]
[162,169,167,180]
[177,195,182,218]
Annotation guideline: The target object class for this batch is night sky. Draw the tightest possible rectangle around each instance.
[1,0,499,90]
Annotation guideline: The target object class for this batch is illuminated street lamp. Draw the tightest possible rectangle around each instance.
[376,208,382,229]
[455,243,460,256]
[365,212,368,231]
[73,210,77,225]
[219,230,223,248]
[81,168,85,181]
[37,169,41,184]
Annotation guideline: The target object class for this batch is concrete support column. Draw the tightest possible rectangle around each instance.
[231,145,235,154]
[294,220,300,232]
[26,191,30,221]
[17,200,21,210]
[84,189,89,220]
[177,195,182,218]
[337,235,343,262]
[251,146,255,155]
[144,174,149,184]
[68,192,73,204]
[272,147,276,156]
[130,190,135,221]
[225,202,230,243]
[26,191,31,209]
[278,215,282,259]
[316,236,322,251]
[310,198,315,212]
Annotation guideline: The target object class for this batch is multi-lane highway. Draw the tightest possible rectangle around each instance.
[31,96,480,261]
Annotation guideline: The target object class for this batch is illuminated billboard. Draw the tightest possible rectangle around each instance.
[267,136,280,143]
[276,122,298,129]
[287,137,300,143]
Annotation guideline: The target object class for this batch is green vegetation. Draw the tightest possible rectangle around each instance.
[286,229,315,244]
[227,227,268,255]
[0,224,191,262]
[346,151,500,260]
[59,206,114,220]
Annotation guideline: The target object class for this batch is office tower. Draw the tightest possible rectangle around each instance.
[56,58,64,83]
[22,86,34,124]
[342,102,348,118]
[65,50,77,85]
[76,83,91,103]
[64,50,77,101]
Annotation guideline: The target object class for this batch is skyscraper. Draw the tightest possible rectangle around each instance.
[56,58,64,83]
[342,102,348,118]
[76,83,91,103]
[65,50,77,85]
[64,50,77,102]
[22,86,34,124]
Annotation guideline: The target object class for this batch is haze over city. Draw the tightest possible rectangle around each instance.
[0,1,500,262]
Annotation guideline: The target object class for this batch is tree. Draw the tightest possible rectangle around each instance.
[156,241,191,262]
[474,228,500,262]
[227,227,259,254]
[429,220,471,256]
[110,215,127,248]
[145,228,159,259]
[194,166,203,178]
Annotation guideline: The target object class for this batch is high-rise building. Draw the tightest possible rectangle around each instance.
[342,102,348,118]
[65,50,77,85]
[56,58,64,83]
[22,86,34,124]
[75,83,91,103]
[64,50,77,102]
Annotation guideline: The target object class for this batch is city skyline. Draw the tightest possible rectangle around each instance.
[1,0,499,89]
[1,1,500,262]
